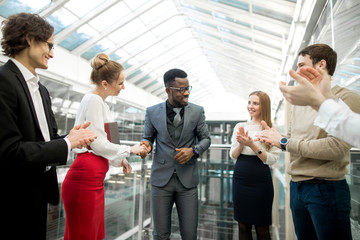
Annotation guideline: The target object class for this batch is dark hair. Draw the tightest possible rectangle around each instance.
[90,53,124,85]
[298,44,337,76]
[1,12,54,58]
[163,68,187,87]
[249,91,272,128]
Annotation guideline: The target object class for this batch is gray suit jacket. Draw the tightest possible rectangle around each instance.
[142,101,211,188]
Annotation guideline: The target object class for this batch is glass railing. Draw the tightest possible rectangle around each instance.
[46,144,360,240]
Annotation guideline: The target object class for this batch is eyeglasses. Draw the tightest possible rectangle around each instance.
[45,41,54,52]
[169,86,192,94]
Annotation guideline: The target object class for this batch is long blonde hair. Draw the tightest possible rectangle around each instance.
[249,91,272,129]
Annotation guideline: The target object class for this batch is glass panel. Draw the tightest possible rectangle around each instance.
[139,0,177,24]
[0,0,50,17]
[134,75,151,85]
[81,38,115,60]
[136,42,164,62]
[64,0,106,17]
[88,1,131,31]
[47,8,78,35]
[253,25,283,38]
[210,0,249,11]
[109,18,146,46]
[252,5,293,24]
[188,16,217,29]
[59,24,97,51]
[123,0,148,11]
[161,28,194,46]
[152,16,187,37]
[213,12,251,28]
[219,26,251,41]
[180,1,212,15]
[123,33,156,54]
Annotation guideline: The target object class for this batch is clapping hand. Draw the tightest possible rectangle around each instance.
[68,121,97,149]
[279,67,335,110]
[254,121,282,148]
[236,126,253,147]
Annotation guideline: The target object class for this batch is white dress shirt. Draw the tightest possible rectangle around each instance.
[73,93,131,166]
[11,59,71,153]
[229,122,281,165]
[314,98,360,148]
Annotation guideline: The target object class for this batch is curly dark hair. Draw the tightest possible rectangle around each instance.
[1,12,54,58]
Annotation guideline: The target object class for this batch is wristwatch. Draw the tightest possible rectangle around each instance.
[256,150,262,155]
[193,146,199,156]
[280,137,288,151]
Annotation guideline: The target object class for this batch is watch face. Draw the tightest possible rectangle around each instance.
[280,138,288,144]
[193,147,199,154]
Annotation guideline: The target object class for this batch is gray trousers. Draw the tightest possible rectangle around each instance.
[151,173,198,240]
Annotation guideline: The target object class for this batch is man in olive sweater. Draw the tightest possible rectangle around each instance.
[256,44,360,240]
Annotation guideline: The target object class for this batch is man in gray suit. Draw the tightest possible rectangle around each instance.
[141,68,211,240]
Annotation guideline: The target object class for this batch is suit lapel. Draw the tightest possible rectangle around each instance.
[177,104,191,144]
[159,102,175,145]
[38,83,54,139]
[8,61,41,131]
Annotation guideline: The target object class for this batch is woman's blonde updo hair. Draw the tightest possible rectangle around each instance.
[90,53,124,85]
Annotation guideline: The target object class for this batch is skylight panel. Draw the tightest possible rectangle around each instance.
[47,8,78,35]
[59,24,97,51]
[139,1,177,24]
[210,0,249,11]
[88,2,131,31]
[122,33,156,54]
[64,0,106,18]
[81,38,115,60]
[0,0,50,17]
[123,0,148,11]
[161,28,194,46]
[151,16,187,37]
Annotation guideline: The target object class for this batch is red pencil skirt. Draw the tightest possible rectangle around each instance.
[61,152,109,240]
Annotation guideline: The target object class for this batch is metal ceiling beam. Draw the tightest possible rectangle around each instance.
[181,0,291,34]
[180,7,285,44]
[203,47,278,76]
[55,0,121,42]
[199,37,281,67]
[105,12,183,57]
[124,38,197,77]
[119,26,192,67]
[189,22,283,57]
[39,0,71,18]
[71,0,165,55]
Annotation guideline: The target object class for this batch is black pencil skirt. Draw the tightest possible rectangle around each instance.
[232,154,274,226]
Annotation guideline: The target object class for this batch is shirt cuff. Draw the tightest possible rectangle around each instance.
[64,137,71,155]
[314,98,348,129]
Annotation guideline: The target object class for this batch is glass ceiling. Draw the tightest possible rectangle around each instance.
[0,0,299,109]
[1,0,358,114]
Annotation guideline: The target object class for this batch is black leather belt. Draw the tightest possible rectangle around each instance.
[301,178,326,184]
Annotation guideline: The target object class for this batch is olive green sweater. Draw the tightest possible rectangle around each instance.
[287,85,360,182]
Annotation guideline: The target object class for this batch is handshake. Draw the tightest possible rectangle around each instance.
[130,140,152,159]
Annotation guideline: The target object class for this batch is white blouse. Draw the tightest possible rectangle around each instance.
[72,93,130,166]
[229,122,281,165]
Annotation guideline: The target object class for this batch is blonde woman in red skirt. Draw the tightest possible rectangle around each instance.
[61,53,148,240]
